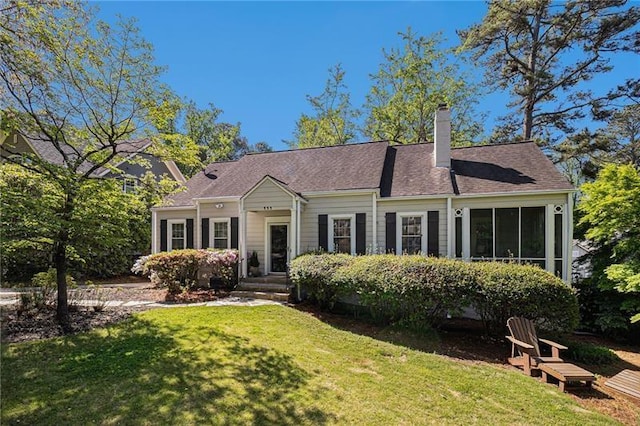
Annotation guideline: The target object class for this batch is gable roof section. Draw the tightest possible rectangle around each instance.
[165,141,573,207]
[242,175,306,202]
[167,142,389,206]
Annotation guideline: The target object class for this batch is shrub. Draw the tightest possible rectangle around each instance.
[19,268,76,314]
[289,253,354,309]
[332,255,478,329]
[471,262,579,334]
[565,340,618,365]
[1,239,52,283]
[132,249,239,295]
[290,254,579,334]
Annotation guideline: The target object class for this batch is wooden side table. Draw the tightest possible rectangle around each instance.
[539,362,595,392]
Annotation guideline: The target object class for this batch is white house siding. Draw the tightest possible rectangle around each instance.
[451,193,567,209]
[243,179,293,211]
[199,201,239,220]
[153,208,196,253]
[246,210,291,274]
[299,194,374,254]
[376,198,448,255]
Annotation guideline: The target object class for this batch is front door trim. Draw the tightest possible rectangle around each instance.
[264,216,291,275]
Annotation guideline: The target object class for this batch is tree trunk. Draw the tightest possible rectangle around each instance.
[523,4,543,142]
[54,239,70,331]
[55,187,76,332]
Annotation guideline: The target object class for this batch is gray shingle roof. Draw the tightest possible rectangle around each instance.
[168,142,389,205]
[18,134,151,175]
[166,141,573,207]
[451,142,574,194]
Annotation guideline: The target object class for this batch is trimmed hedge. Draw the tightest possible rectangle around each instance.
[288,253,353,309]
[472,262,579,333]
[332,255,478,329]
[290,254,579,333]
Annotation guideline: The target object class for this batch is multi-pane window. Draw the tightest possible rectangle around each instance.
[123,178,137,194]
[468,207,547,267]
[332,218,352,253]
[401,216,422,254]
[212,220,229,249]
[170,222,185,251]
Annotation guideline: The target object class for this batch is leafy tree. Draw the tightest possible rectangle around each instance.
[160,100,273,176]
[364,29,483,146]
[0,164,169,281]
[557,104,640,185]
[459,0,640,144]
[0,2,170,328]
[578,164,640,326]
[289,64,360,148]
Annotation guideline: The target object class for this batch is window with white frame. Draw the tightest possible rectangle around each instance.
[211,219,230,249]
[123,178,137,194]
[398,214,424,254]
[329,215,355,254]
[168,220,186,251]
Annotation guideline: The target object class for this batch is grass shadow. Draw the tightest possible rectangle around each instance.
[294,304,510,364]
[2,314,333,425]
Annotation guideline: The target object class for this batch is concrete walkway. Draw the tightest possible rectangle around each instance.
[0,283,284,308]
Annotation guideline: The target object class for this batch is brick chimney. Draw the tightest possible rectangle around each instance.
[433,104,451,168]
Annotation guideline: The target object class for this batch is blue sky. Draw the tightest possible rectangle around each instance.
[96,1,638,151]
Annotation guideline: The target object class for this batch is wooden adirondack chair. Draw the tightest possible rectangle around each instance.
[506,316,567,376]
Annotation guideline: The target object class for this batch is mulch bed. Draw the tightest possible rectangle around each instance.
[1,307,145,343]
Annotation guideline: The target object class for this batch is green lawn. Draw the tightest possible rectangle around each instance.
[1,306,617,425]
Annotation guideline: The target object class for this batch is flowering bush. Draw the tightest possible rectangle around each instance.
[132,249,239,294]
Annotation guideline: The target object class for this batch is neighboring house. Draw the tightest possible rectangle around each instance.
[572,239,594,281]
[152,106,575,282]
[0,132,185,189]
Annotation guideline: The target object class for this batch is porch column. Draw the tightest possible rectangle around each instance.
[151,209,158,254]
[462,207,470,260]
[290,207,297,259]
[545,204,555,274]
[565,195,574,283]
[240,207,247,278]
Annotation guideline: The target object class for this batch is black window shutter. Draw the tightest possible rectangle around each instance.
[201,218,209,249]
[356,213,366,255]
[231,217,239,249]
[385,212,396,253]
[318,214,328,251]
[160,219,168,252]
[186,219,194,249]
[427,211,439,256]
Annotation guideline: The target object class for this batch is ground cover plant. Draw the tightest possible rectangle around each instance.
[1,306,618,425]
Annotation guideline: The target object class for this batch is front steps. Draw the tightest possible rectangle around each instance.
[230,275,292,302]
